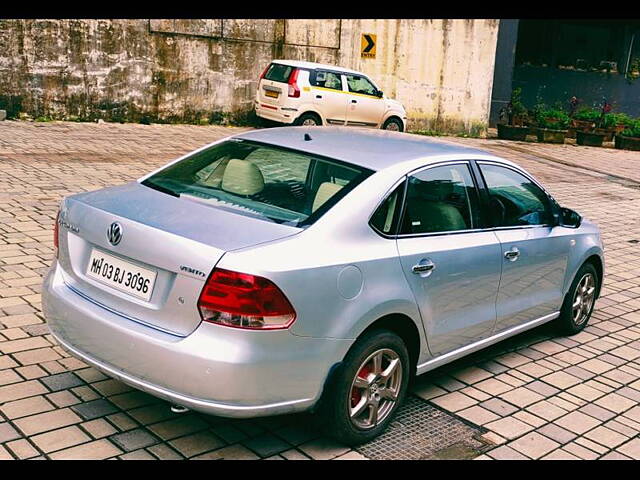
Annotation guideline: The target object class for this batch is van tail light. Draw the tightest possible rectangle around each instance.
[197,268,296,330]
[53,210,60,258]
[259,64,270,80]
[288,68,301,98]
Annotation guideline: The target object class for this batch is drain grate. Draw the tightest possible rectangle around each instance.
[356,395,490,460]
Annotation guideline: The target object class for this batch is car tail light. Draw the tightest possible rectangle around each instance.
[53,210,60,257]
[287,68,300,98]
[197,268,296,330]
[259,64,270,80]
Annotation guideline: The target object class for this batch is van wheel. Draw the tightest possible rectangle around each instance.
[318,329,409,445]
[382,117,403,132]
[296,113,322,127]
[555,262,599,335]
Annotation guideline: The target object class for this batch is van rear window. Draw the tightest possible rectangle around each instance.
[264,63,294,83]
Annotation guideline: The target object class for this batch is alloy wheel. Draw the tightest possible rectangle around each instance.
[385,121,400,131]
[302,118,318,126]
[348,348,402,430]
[572,273,596,326]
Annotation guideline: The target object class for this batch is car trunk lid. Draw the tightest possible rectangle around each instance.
[56,181,301,336]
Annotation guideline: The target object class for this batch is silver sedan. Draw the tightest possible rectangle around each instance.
[42,127,604,444]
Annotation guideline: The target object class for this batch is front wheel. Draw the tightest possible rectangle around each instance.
[382,117,404,132]
[554,262,599,335]
[318,330,410,445]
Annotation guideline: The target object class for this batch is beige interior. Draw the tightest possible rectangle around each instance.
[221,159,265,196]
[312,182,343,213]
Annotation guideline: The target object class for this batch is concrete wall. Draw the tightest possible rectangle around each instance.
[0,19,499,134]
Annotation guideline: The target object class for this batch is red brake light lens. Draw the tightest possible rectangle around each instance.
[259,64,270,80]
[288,68,300,98]
[197,268,296,330]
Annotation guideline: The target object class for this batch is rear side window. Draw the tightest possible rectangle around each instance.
[399,164,479,235]
[370,183,405,235]
[264,63,294,83]
[312,71,343,90]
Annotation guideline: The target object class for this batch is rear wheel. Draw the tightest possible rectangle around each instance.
[296,112,322,127]
[554,262,599,335]
[382,117,403,132]
[318,330,409,445]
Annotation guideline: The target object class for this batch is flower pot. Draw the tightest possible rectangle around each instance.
[614,134,640,151]
[536,128,567,144]
[497,123,529,141]
[571,119,596,130]
[595,128,615,142]
[576,131,606,147]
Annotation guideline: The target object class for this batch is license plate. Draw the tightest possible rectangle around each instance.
[86,248,157,302]
[265,90,279,98]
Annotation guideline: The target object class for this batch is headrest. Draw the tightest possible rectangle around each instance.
[424,180,454,200]
[312,182,343,213]
[221,159,265,196]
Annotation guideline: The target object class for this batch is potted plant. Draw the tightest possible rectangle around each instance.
[593,101,615,141]
[569,107,599,138]
[535,108,570,143]
[497,88,529,141]
[615,119,640,151]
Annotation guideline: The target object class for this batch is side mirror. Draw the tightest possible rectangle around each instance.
[559,207,582,228]
[376,89,384,98]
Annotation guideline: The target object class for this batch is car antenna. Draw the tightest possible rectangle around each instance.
[304,133,312,141]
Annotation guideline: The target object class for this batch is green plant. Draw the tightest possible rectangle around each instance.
[604,112,635,128]
[536,108,570,130]
[573,108,600,123]
[622,119,640,137]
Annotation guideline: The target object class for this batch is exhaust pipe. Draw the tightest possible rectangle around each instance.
[170,404,189,414]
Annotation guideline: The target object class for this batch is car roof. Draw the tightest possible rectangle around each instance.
[270,59,362,76]
[235,127,502,172]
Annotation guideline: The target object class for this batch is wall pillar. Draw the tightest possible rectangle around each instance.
[489,19,519,127]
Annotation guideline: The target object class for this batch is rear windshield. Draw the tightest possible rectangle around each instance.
[264,63,294,83]
[142,139,373,227]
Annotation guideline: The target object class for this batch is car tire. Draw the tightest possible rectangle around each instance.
[318,329,410,445]
[296,112,322,127]
[554,262,599,335]
[382,117,404,132]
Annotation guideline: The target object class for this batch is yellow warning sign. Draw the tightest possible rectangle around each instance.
[361,34,376,58]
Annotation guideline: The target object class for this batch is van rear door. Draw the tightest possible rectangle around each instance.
[258,63,296,108]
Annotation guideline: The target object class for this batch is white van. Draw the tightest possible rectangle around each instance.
[255,60,408,131]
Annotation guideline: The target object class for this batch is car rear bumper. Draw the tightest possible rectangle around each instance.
[255,102,296,124]
[42,262,351,418]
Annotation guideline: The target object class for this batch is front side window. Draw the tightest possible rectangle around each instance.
[345,75,378,96]
[479,163,553,227]
[314,71,343,90]
[142,140,372,227]
[399,164,479,235]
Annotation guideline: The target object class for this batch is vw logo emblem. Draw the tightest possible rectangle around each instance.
[107,222,123,246]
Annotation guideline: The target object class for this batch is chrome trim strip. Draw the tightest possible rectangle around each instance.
[415,311,560,375]
[64,282,186,338]
[50,331,314,417]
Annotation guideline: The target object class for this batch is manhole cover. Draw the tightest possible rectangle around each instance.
[356,395,490,460]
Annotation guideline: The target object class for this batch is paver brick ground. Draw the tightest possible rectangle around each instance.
[1,120,640,459]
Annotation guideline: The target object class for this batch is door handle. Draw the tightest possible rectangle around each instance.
[351,99,357,104]
[504,247,520,261]
[316,95,322,99]
[412,260,435,274]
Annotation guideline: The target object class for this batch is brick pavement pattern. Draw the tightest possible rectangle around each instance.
[1,120,640,459]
